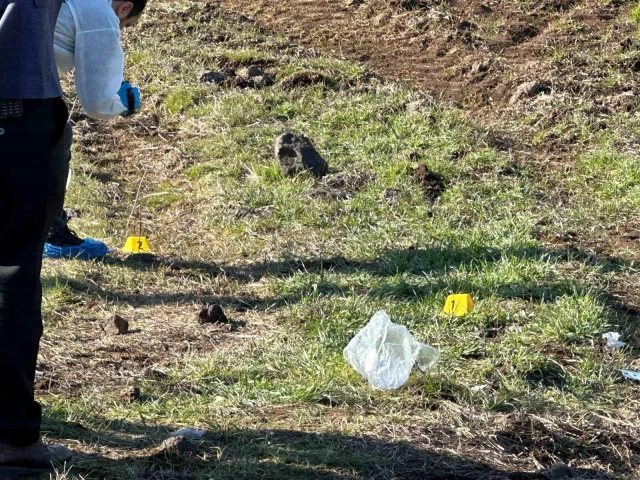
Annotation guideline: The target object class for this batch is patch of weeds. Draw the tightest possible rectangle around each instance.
[185,163,220,180]
[631,1,640,23]
[166,87,207,114]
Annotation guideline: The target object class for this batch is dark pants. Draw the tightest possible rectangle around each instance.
[0,98,68,447]
[47,122,73,240]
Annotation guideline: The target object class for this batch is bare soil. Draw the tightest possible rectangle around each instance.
[219,0,638,113]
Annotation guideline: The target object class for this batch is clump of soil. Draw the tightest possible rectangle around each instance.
[275,132,328,178]
[120,386,141,403]
[200,64,274,89]
[507,23,539,44]
[281,70,336,90]
[102,314,130,336]
[197,304,229,324]
[200,69,226,85]
[413,163,446,201]
[154,436,198,458]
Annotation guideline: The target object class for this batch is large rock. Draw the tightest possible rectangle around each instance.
[275,133,328,178]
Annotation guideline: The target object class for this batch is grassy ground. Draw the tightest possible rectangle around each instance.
[42,1,640,478]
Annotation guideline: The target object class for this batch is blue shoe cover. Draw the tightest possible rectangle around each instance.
[44,238,110,260]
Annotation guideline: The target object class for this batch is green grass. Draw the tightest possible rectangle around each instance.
[632,1,640,22]
[43,1,640,478]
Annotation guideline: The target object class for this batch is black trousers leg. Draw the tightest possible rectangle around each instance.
[0,98,68,447]
[46,122,72,242]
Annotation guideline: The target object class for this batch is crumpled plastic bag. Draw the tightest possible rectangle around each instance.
[170,428,206,439]
[602,332,625,351]
[343,310,440,389]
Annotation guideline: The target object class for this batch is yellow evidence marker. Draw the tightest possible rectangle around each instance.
[443,294,475,317]
[123,236,151,253]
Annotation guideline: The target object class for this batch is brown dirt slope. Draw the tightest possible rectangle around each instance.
[218,0,638,113]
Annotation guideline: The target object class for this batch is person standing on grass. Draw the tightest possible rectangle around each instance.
[0,0,75,476]
[44,0,146,260]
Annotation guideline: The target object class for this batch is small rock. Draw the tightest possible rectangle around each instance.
[102,314,129,335]
[120,386,140,403]
[275,132,328,178]
[413,163,446,201]
[240,65,264,77]
[542,463,575,479]
[156,436,197,457]
[197,304,229,324]
[510,81,548,104]
[200,69,226,85]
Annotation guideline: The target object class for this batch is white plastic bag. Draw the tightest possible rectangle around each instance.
[343,311,440,389]
[602,332,625,351]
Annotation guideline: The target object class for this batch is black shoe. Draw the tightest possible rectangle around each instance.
[0,440,73,479]
[46,225,85,247]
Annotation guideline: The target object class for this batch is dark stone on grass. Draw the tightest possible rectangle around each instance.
[197,304,229,324]
[240,65,264,77]
[275,132,328,178]
[480,327,504,339]
[120,386,141,403]
[156,436,198,457]
[317,394,343,407]
[200,69,226,85]
[234,73,274,89]
[413,163,446,201]
[102,314,129,335]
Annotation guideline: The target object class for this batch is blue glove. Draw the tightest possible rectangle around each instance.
[118,81,141,117]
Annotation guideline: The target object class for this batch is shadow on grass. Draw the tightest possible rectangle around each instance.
[101,243,632,282]
[47,242,623,309]
[43,242,640,345]
[42,415,612,480]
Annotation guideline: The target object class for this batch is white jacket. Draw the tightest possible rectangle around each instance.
[54,0,127,120]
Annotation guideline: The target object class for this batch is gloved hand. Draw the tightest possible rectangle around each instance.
[118,81,141,117]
